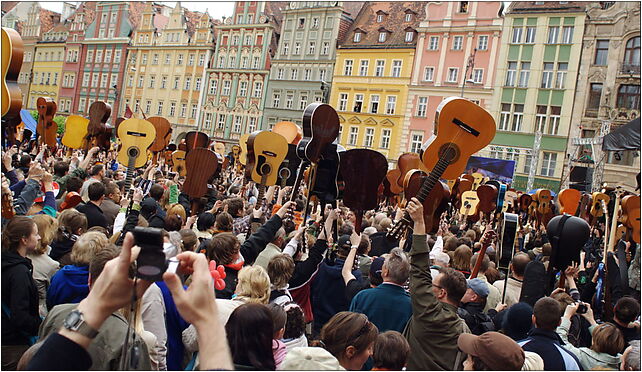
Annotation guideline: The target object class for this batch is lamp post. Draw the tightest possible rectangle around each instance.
[320,80,331,104]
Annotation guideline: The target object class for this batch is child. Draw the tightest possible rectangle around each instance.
[372,331,410,371]
[267,303,288,369]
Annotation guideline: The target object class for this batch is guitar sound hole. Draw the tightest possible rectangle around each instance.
[128,147,139,158]
[438,143,460,163]
[260,163,271,176]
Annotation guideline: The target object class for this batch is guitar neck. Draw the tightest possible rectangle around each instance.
[255,173,268,210]
[400,157,449,224]
[123,154,137,200]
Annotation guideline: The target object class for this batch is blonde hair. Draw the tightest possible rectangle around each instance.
[32,214,58,255]
[236,265,270,304]
[70,231,109,266]
[166,203,186,222]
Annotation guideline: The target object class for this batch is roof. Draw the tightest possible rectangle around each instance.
[127,1,148,29]
[39,8,61,36]
[1,1,18,14]
[342,1,366,19]
[340,1,424,48]
[265,1,288,29]
[508,1,587,14]
[154,12,169,30]
[184,9,204,36]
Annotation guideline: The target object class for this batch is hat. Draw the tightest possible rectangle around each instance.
[369,256,385,285]
[337,235,351,249]
[34,181,60,202]
[467,278,489,297]
[457,332,525,370]
[59,191,82,211]
[280,347,343,370]
[502,302,534,341]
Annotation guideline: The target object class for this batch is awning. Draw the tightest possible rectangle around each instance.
[602,117,641,151]
[19,109,37,140]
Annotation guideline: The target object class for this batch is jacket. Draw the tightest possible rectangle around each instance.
[556,317,621,370]
[493,276,523,306]
[27,332,92,370]
[1,252,42,345]
[13,179,41,216]
[477,273,501,312]
[311,257,363,333]
[369,231,398,257]
[457,301,496,335]
[38,303,152,370]
[26,252,59,317]
[157,281,190,371]
[349,283,412,333]
[46,265,89,310]
[76,201,108,229]
[54,167,88,199]
[517,328,582,370]
[254,242,282,270]
[403,235,468,371]
[99,198,120,231]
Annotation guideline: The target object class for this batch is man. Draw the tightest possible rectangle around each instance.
[458,278,499,335]
[140,184,166,228]
[612,297,641,344]
[100,182,121,231]
[39,245,152,370]
[54,147,98,198]
[470,252,501,311]
[369,216,397,257]
[517,297,582,370]
[349,247,412,333]
[621,340,640,371]
[76,182,108,229]
[254,227,286,270]
[403,198,469,370]
[493,252,530,306]
[80,164,105,202]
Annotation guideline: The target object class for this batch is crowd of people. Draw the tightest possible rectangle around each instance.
[1,143,640,371]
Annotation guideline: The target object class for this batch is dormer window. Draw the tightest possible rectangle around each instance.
[405,13,412,22]
[377,14,383,22]
[379,32,386,42]
[405,31,414,42]
[353,32,361,43]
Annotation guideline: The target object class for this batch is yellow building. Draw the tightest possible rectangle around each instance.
[28,24,68,108]
[329,2,424,166]
[123,3,215,139]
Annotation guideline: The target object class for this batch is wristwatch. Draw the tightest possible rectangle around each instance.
[63,309,99,339]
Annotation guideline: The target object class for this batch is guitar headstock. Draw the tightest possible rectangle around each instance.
[479,228,497,247]
[386,219,408,240]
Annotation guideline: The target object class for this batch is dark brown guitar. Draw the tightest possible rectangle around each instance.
[84,101,113,151]
[404,169,450,234]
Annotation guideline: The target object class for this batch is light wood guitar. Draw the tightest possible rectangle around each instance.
[116,118,156,169]
[62,115,89,149]
[246,131,288,187]
[273,121,302,144]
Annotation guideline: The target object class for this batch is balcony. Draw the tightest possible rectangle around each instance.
[619,63,640,76]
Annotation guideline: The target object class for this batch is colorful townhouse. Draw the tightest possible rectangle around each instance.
[59,2,96,115]
[263,1,363,127]
[330,2,424,166]
[199,1,286,146]
[123,2,215,139]
[76,1,147,118]
[27,24,69,108]
[404,1,504,153]
[564,2,640,192]
[486,1,587,192]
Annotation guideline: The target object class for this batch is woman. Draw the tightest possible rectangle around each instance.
[226,303,276,370]
[49,209,87,266]
[318,311,378,370]
[1,217,42,370]
[27,214,60,317]
[214,212,233,234]
[452,245,473,278]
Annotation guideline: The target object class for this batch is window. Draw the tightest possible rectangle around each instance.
[252,56,260,69]
[198,54,206,66]
[145,100,151,114]
[276,68,284,80]
[169,102,176,116]
[248,117,257,132]
[518,62,530,88]
[359,60,369,76]
[299,94,308,110]
[512,104,524,132]
[370,95,379,114]
[127,74,132,87]
[555,63,567,89]
[377,14,384,23]
[218,56,226,68]
[304,69,311,80]
[116,50,123,65]
[217,114,226,129]
[137,76,144,88]
[424,67,434,81]
[548,106,561,135]
[586,83,603,111]
[312,17,319,28]
[157,101,164,115]
[294,42,301,55]
[525,27,536,43]
[232,35,239,46]
[177,54,183,65]
[228,56,236,68]
[96,50,103,63]
[392,60,402,77]
[410,133,423,153]
[187,54,195,66]
[473,69,483,83]
[191,104,197,119]
[405,31,414,43]
[594,40,609,65]
[105,50,112,63]
[244,35,252,45]
[348,127,359,145]
[233,116,242,133]
[459,1,469,13]
[428,36,439,50]
[499,103,511,131]
[239,81,247,96]
[405,13,412,22]
[380,129,391,149]
[195,78,201,91]
[364,128,374,147]
[617,85,641,110]
[319,69,327,81]
[562,26,574,44]
[253,82,262,98]
[379,32,387,43]
[173,77,180,89]
[547,26,559,44]
[273,92,280,107]
[149,75,156,88]
[344,60,353,75]
[204,113,213,129]
[447,68,459,83]
[541,62,554,88]
[353,32,361,43]
[78,98,86,113]
[453,36,463,50]
[624,36,640,67]
[541,152,557,177]
[286,94,294,109]
[283,43,289,55]
[512,27,523,44]
[185,77,191,90]
[353,94,363,113]
[322,42,329,55]
[505,61,517,86]
[339,93,348,111]
[290,69,298,80]
[179,103,186,117]
[308,42,316,55]
[298,17,305,28]
[375,60,385,77]
[416,97,427,117]
[386,96,397,114]
[535,105,547,132]
[477,36,488,50]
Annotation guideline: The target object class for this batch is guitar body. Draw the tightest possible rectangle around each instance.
[536,189,553,216]
[246,131,288,186]
[297,103,339,164]
[183,148,218,198]
[404,169,450,234]
[311,142,345,203]
[84,101,113,150]
[116,119,156,169]
[476,184,498,220]
[36,97,58,149]
[422,98,496,180]
[558,188,581,215]
[519,194,533,213]
[452,176,473,209]
[385,169,403,195]
[460,190,480,221]
[505,190,518,213]
[590,192,610,223]
[496,183,507,213]
[146,116,172,153]
[471,172,484,190]
[576,193,592,222]
[397,153,423,187]
[238,133,250,166]
[1,27,23,120]
[62,115,89,149]
[273,121,302,144]
[171,150,187,177]
[185,131,209,152]
[621,195,641,243]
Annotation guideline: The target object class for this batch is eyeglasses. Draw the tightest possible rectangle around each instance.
[433,283,444,290]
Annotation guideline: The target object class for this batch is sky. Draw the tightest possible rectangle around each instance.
[38,1,236,19]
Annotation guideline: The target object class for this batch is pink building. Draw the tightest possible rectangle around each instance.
[401,1,504,153]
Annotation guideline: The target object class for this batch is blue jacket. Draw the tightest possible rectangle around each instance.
[157,281,189,371]
[46,265,89,310]
[311,258,362,333]
[518,328,583,370]
[349,282,412,333]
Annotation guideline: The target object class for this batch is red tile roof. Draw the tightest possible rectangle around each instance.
[342,2,366,19]
[127,1,148,30]
[39,8,61,37]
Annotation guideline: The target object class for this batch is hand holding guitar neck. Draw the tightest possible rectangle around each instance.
[406,198,425,235]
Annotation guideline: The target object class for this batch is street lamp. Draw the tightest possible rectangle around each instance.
[320,80,331,104]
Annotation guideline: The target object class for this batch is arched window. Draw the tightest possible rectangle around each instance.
[624,36,640,67]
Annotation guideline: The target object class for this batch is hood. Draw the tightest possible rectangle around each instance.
[2,251,32,271]
[582,349,622,366]
[56,265,90,286]
[321,258,347,279]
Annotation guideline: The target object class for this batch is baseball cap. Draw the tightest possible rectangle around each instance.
[280,347,343,370]
[457,332,525,370]
[467,278,489,297]
[369,256,385,286]
[337,235,351,249]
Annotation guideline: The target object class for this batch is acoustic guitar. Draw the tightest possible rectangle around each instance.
[404,169,450,234]
[388,97,496,239]
[536,189,553,215]
[117,119,156,200]
[459,190,480,224]
[505,189,518,213]
[385,169,403,195]
[589,192,610,223]
[296,103,339,164]
[171,149,187,177]
[238,133,250,166]
[476,184,498,222]
[84,101,113,151]
[471,172,484,191]
[470,229,497,278]
[576,193,592,222]
[183,148,219,200]
[246,131,288,187]
[146,116,172,153]
[558,188,581,215]
[185,131,209,152]
[36,97,58,149]
[452,176,473,210]
[620,194,640,244]
[62,115,89,149]
[273,121,302,144]
[2,27,23,146]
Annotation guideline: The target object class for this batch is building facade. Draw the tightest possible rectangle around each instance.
[199,1,285,145]
[564,2,640,192]
[330,2,424,166]
[485,1,587,192]
[404,1,504,154]
[123,3,215,139]
[28,24,69,108]
[263,1,362,127]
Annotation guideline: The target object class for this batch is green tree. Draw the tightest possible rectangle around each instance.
[29,110,66,135]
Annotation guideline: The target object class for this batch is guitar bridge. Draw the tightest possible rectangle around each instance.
[452,118,480,137]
